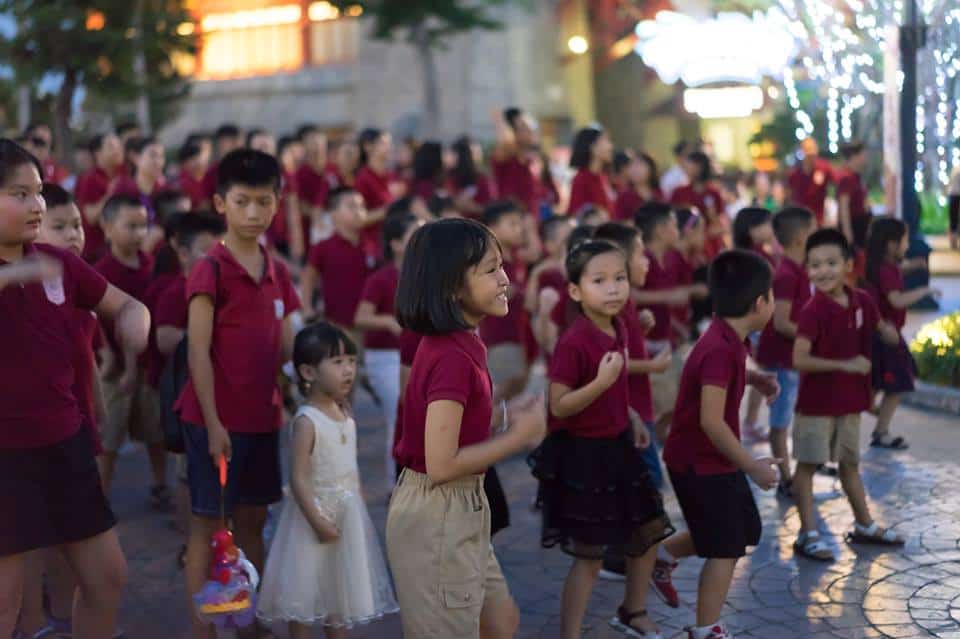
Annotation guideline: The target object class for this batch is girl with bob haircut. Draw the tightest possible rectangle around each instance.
[568,125,615,217]
[387,218,545,637]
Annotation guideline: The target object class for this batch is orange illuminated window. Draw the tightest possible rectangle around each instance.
[197,4,303,80]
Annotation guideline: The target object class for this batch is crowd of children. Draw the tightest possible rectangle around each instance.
[0,107,938,639]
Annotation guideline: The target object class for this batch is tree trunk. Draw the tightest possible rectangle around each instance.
[411,24,440,138]
[133,0,151,133]
[54,68,77,173]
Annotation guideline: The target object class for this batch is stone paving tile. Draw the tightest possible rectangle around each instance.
[101,388,960,638]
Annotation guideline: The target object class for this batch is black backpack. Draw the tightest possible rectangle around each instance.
[158,258,219,453]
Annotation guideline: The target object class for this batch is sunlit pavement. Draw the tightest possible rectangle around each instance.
[108,278,960,638]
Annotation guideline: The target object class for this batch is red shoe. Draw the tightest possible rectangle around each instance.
[686,623,735,639]
[651,558,679,608]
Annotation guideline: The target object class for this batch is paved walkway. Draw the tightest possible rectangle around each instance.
[105,282,960,639]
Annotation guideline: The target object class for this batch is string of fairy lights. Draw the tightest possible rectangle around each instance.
[775,0,960,201]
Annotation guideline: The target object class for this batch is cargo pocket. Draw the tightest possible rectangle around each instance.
[436,582,484,637]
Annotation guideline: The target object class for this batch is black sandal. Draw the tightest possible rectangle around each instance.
[871,433,909,450]
[608,606,664,638]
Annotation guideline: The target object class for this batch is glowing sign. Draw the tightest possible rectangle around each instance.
[683,86,764,119]
[635,10,798,87]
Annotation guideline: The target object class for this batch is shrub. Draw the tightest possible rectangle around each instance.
[910,311,960,388]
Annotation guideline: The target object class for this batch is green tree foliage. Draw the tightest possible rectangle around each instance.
[0,0,196,161]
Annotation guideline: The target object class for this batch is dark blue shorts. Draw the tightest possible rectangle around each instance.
[184,423,282,518]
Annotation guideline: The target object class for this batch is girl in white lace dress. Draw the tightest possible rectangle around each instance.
[257,322,397,638]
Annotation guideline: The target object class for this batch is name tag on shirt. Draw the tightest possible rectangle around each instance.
[43,277,65,305]
[274,299,284,320]
[855,308,863,329]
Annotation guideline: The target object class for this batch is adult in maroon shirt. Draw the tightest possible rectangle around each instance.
[449,136,496,218]
[296,126,330,249]
[613,150,664,222]
[175,136,212,210]
[836,140,870,248]
[567,125,615,216]
[787,138,834,228]
[355,128,398,259]
[491,106,544,216]
[74,133,124,263]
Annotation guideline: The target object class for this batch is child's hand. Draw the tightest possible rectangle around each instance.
[389,318,403,337]
[749,371,780,405]
[748,457,780,490]
[538,287,560,315]
[638,309,656,333]
[506,394,546,447]
[3,254,62,287]
[595,352,624,389]
[632,418,651,449]
[689,283,709,299]
[928,287,943,300]
[315,519,341,543]
[844,356,872,375]
[207,421,233,463]
[650,348,672,374]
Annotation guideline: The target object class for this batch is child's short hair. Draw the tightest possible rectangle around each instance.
[126,136,158,157]
[396,218,501,335]
[171,212,226,251]
[612,149,633,175]
[428,195,455,218]
[565,239,625,285]
[386,196,413,218]
[841,140,866,160]
[101,193,145,224]
[806,227,853,260]
[709,249,773,318]
[277,135,297,159]
[328,185,358,211]
[86,134,110,155]
[674,208,701,234]
[482,201,521,228]
[593,222,640,259]
[293,321,358,395]
[569,126,604,170]
[0,139,43,187]
[634,201,673,243]
[215,123,240,142]
[41,182,72,209]
[216,149,281,196]
[772,206,814,247]
[245,128,267,148]
[297,124,320,141]
[503,107,523,130]
[732,207,772,250]
[116,122,139,138]
[576,204,605,223]
[153,189,189,223]
[382,211,417,261]
[178,140,203,164]
[566,223,596,253]
[541,215,571,244]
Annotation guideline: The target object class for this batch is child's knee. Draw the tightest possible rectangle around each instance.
[838,461,860,474]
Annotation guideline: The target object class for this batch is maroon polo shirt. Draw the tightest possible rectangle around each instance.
[359,263,400,350]
[788,159,833,226]
[548,315,630,439]
[0,244,108,449]
[355,166,393,259]
[267,170,297,249]
[756,256,811,370]
[296,163,329,210]
[200,162,219,208]
[637,249,679,343]
[664,319,748,475]
[94,250,154,372]
[795,287,878,416]
[74,167,114,263]
[537,266,567,297]
[568,168,614,216]
[307,232,371,328]
[449,174,495,213]
[479,259,525,347]
[836,169,868,219]
[177,168,208,210]
[667,248,694,328]
[871,262,906,329]
[670,184,724,219]
[613,187,663,222]
[72,309,103,454]
[396,330,493,474]
[147,274,188,386]
[174,243,300,433]
[621,299,654,424]
[492,155,539,215]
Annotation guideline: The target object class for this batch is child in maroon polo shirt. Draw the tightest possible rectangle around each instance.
[175,149,300,639]
[0,139,149,639]
[754,207,816,495]
[94,193,170,505]
[354,210,421,490]
[836,141,871,249]
[791,229,903,563]
[74,133,125,263]
[295,126,330,246]
[300,186,373,343]
[662,250,779,639]
[524,215,574,317]
[531,239,672,638]
[386,219,544,638]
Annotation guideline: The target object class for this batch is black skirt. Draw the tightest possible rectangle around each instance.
[0,429,116,557]
[528,429,674,559]
[872,334,917,394]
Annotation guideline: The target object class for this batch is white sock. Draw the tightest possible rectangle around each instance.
[657,545,676,563]
[693,622,724,639]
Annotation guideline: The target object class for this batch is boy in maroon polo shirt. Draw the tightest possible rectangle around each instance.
[662,250,779,639]
[300,186,373,341]
[75,133,124,263]
[754,207,816,495]
[479,201,530,400]
[786,138,834,227]
[791,229,903,562]
[836,140,871,249]
[94,194,169,505]
[0,140,149,639]
[296,126,330,245]
[633,203,706,440]
[176,149,299,638]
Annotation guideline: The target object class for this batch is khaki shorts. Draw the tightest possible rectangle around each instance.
[487,342,527,389]
[386,469,511,638]
[100,374,163,452]
[793,413,861,465]
[649,341,685,421]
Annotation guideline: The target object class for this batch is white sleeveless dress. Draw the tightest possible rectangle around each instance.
[257,406,398,627]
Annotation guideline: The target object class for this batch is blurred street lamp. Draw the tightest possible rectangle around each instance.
[567,35,589,55]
